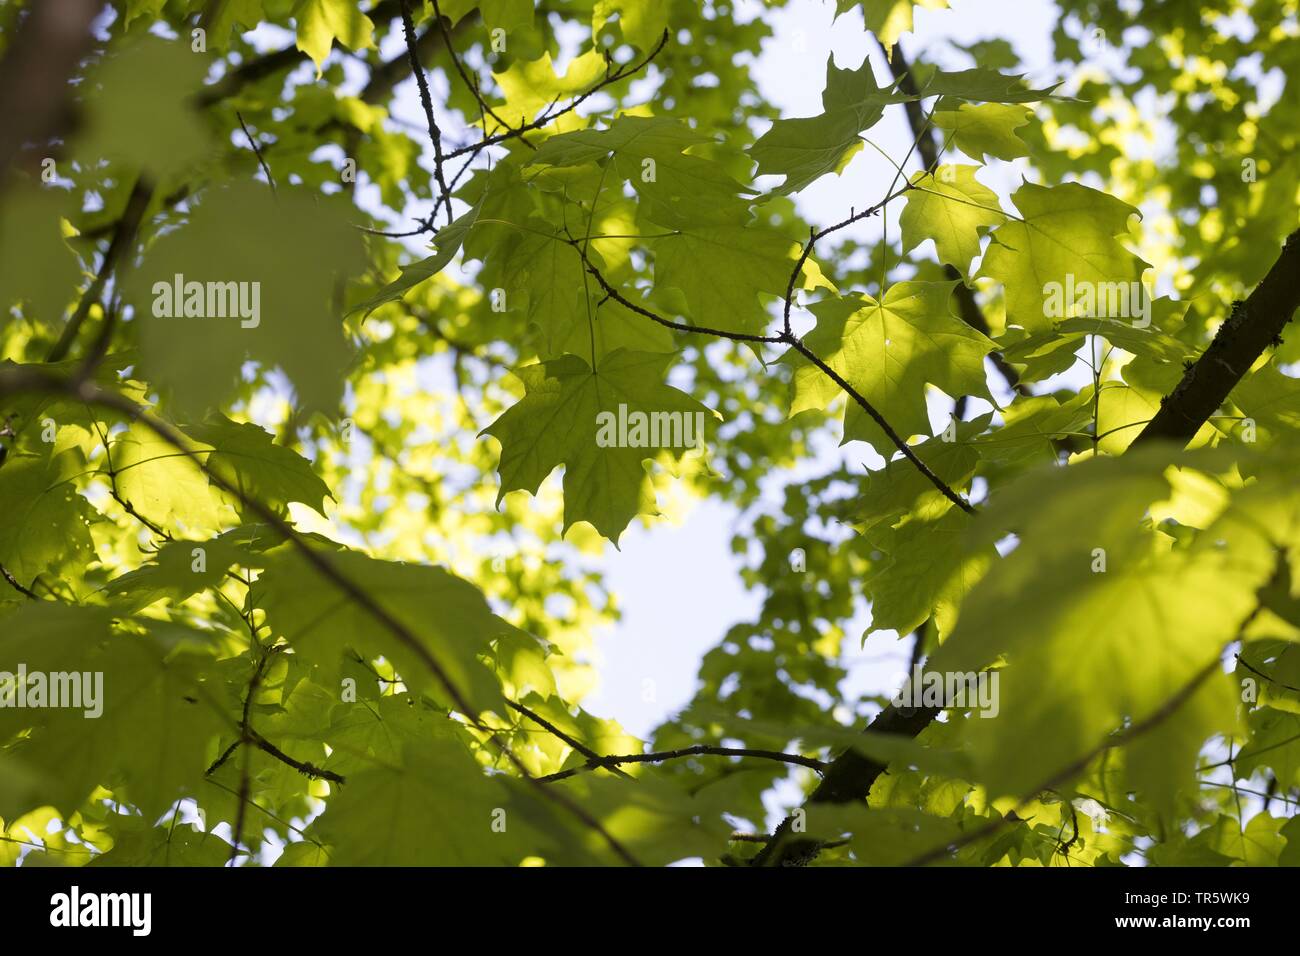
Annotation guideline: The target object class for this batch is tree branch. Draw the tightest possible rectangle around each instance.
[0,562,39,600]
[429,0,535,150]
[399,0,454,225]
[1134,228,1300,447]
[566,212,976,514]
[539,745,828,783]
[749,699,940,866]
[50,175,154,371]
[0,0,104,187]
[236,111,277,196]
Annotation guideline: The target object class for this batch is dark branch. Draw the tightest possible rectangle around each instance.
[1134,229,1300,447]
[0,562,39,600]
[236,111,277,196]
[429,0,535,151]
[249,729,346,784]
[567,225,975,513]
[0,0,104,186]
[47,176,153,364]
[399,0,454,224]
[540,745,828,783]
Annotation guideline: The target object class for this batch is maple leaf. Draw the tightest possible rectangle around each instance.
[899,165,1004,274]
[786,282,997,451]
[979,181,1148,332]
[482,350,715,541]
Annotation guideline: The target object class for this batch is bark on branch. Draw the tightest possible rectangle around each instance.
[0,0,104,186]
[1134,228,1300,447]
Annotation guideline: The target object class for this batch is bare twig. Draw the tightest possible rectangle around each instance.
[399,0,455,224]
[236,111,277,196]
[47,176,154,365]
[441,30,670,161]
[539,745,829,783]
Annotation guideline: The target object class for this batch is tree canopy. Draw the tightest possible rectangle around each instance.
[1,0,1299,868]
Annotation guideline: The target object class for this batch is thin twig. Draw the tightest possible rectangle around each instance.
[399,0,454,224]
[430,0,535,150]
[48,176,154,365]
[539,745,828,783]
[440,29,670,161]
[236,111,278,196]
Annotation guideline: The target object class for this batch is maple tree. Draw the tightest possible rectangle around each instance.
[0,0,1299,870]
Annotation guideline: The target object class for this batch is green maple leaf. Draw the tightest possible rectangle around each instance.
[650,224,801,335]
[970,391,1092,480]
[0,447,95,593]
[319,693,458,778]
[492,49,607,123]
[292,0,375,73]
[546,774,733,866]
[441,0,534,35]
[0,604,225,817]
[0,187,80,332]
[932,100,1033,162]
[899,165,1004,274]
[317,737,556,865]
[488,221,599,357]
[77,36,211,177]
[908,64,1063,103]
[103,527,269,612]
[1231,363,1300,441]
[834,1,950,56]
[122,183,365,416]
[1237,709,1300,788]
[463,160,676,360]
[1190,813,1287,865]
[1124,675,1239,818]
[855,415,987,536]
[855,421,992,639]
[593,0,669,49]
[798,804,963,866]
[481,350,715,542]
[978,181,1148,332]
[929,450,1277,799]
[112,420,229,534]
[186,416,332,516]
[90,817,231,866]
[787,282,997,452]
[866,509,991,639]
[256,545,514,714]
[529,116,754,229]
[749,56,893,196]
[203,0,265,46]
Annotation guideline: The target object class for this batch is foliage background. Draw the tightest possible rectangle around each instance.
[1,0,1299,867]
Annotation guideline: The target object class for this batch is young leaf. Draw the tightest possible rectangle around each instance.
[786,282,997,452]
[978,181,1147,332]
[482,350,715,541]
[899,165,1004,274]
